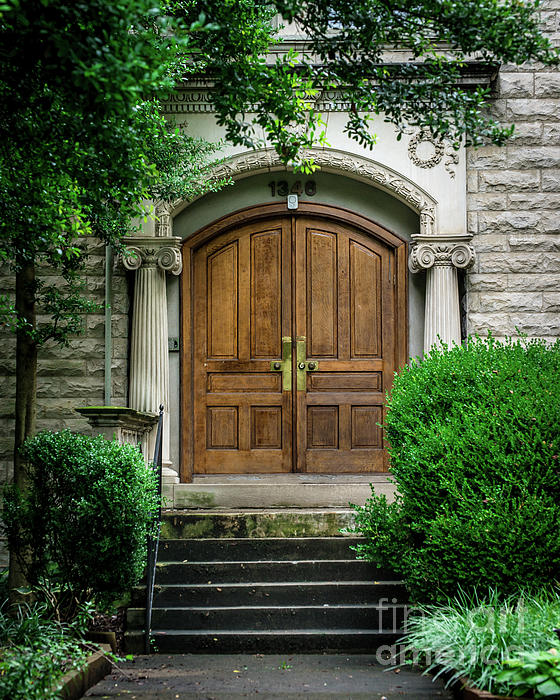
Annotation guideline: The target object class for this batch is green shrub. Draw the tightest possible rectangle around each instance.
[3,431,158,613]
[403,590,560,696]
[352,335,560,602]
[0,602,89,700]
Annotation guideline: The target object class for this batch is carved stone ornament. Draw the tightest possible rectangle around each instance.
[408,130,459,178]
[408,235,475,273]
[155,148,438,238]
[408,130,445,169]
[161,87,355,116]
[121,237,182,275]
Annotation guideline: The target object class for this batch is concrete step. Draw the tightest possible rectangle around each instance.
[124,629,403,654]
[157,537,365,562]
[160,509,358,539]
[172,479,393,509]
[131,580,407,607]
[127,603,408,631]
[127,517,407,655]
[153,559,391,585]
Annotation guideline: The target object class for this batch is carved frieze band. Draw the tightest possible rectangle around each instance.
[161,88,357,115]
[121,237,183,275]
[409,236,475,273]
[154,148,438,238]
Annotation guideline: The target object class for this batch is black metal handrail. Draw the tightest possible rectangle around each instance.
[144,403,164,654]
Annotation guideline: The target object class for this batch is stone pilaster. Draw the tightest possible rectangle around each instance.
[122,237,182,484]
[409,235,475,350]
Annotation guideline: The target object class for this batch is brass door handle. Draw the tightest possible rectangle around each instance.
[296,337,319,390]
[270,336,292,391]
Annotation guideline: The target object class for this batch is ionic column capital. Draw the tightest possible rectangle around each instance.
[121,236,183,275]
[409,234,475,273]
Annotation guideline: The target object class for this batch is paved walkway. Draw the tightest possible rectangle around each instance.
[84,654,453,699]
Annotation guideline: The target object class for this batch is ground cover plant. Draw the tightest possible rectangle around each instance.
[495,648,560,698]
[403,590,560,697]
[3,431,159,619]
[352,335,560,603]
[0,601,90,700]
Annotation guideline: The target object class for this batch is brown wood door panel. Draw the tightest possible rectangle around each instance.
[192,218,292,473]
[184,203,407,478]
[294,216,395,473]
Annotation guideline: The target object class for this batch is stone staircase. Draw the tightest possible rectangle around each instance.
[125,510,408,654]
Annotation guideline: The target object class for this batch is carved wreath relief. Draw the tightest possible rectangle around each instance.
[407,130,459,178]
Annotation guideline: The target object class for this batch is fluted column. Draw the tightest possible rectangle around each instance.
[122,237,182,483]
[409,234,475,351]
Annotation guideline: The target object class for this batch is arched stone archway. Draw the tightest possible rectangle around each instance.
[153,148,438,238]
[122,147,474,485]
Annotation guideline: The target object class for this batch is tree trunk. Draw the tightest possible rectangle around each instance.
[9,260,37,593]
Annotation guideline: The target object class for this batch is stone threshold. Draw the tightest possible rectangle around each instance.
[168,475,394,509]
[192,474,389,483]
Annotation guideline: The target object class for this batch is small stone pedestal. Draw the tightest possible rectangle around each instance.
[75,406,159,463]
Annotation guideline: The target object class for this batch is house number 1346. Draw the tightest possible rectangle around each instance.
[268,180,317,197]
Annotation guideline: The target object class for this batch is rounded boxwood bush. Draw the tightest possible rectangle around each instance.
[353,335,560,602]
[3,431,158,608]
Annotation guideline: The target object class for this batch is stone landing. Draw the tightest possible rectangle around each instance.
[165,474,395,510]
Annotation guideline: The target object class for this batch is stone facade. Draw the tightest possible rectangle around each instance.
[466,0,560,342]
[0,11,559,551]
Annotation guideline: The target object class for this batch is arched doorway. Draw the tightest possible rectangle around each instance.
[180,203,408,481]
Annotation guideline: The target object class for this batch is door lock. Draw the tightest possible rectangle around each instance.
[296,337,319,390]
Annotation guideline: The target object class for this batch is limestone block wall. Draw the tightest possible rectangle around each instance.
[0,241,129,566]
[466,1,560,342]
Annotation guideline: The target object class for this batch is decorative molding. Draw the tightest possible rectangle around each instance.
[444,146,460,178]
[408,129,459,178]
[408,131,444,169]
[154,148,438,237]
[160,88,354,115]
[408,234,475,273]
[121,236,183,275]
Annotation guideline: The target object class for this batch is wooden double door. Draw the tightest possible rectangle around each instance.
[182,203,407,478]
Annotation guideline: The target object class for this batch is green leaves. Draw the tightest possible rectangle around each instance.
[3,431,160,610]
[0,602,89,700]
[207,0,559,152]
[495,649,560,698]
[351,335,560,603]
[403,592,560,696]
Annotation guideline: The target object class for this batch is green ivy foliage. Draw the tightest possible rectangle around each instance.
[3,431,159,612]
[352,336,560,603]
